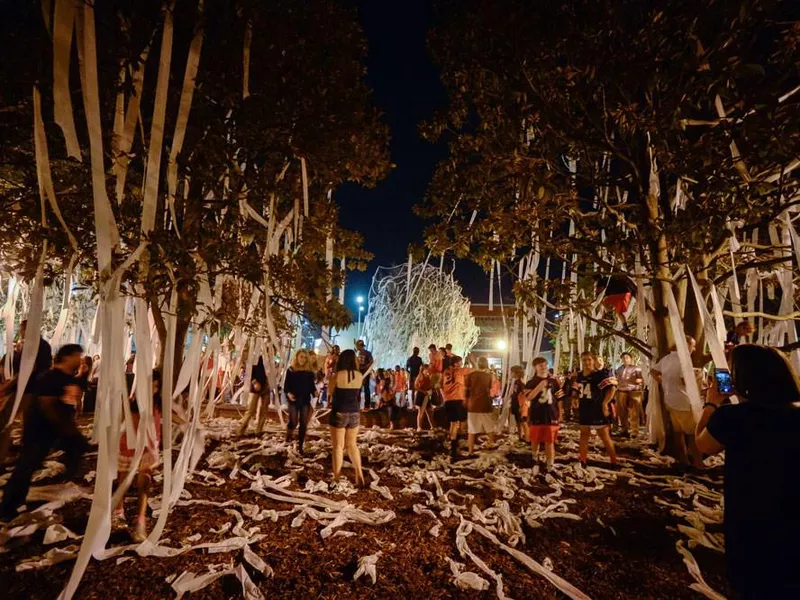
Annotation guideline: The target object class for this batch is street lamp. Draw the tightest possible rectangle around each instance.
[356,295,364,304]
[358,305,365,338]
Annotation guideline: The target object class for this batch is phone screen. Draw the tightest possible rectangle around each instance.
[714,369,734,395]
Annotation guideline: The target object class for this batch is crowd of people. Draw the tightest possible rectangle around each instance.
[1,320,799,596]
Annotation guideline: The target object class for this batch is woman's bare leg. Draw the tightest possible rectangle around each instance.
[344,427,364,486]
[544,442,555,471]
[113,470,130,516]
[330,426,345,478]
[579,426,591,464]
[597,426,617,464]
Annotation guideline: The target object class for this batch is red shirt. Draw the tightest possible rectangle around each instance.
[429,351,443,374]
[415,373,432,392]
[394,370,408,391]
[443,366,470,401]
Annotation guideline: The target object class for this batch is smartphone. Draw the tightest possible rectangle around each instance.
[714,368,734,395]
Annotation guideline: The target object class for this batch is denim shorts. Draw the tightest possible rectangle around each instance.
[329,411,360,429]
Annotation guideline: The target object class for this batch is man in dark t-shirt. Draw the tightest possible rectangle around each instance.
[356,340,373,408]
[406,347,423,406]
[0,320,54,467]
[1,344,90,521]
[11,319,53,394]
[524,357,565,472]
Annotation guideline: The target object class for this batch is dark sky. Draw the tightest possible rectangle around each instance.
[337,0,487,316]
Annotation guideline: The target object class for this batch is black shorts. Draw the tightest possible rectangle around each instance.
[445,400,467,423]
[329,411,360,429]
[414,391,429,407]
[510,400,521,420]
[578,399,610,427]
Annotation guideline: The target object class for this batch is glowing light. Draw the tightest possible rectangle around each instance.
[356,295,364,304]
[359,306,364,312]
[496,339,508,350]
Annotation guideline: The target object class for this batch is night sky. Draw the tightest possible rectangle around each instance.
[337,1,487,316]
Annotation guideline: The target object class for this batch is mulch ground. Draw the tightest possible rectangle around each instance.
[0,412,730,599]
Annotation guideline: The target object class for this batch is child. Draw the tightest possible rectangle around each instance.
[508,366,527,442]
[113,369,163,542]
[571,352,617,468]
[378,373,397,429]
[523,357,565,473]
[393,366,409,408]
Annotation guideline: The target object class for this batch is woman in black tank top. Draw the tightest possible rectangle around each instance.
[328,349,368,487]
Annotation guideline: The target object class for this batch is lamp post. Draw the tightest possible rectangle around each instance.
[357,296,365,338]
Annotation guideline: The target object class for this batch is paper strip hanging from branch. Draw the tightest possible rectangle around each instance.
[300,157,309,217]
[664,284,703,420]
[488,260,495,311]
[3,277,18,377]
[52,0,81,160]
[166,3,204,236]
[406,253,412,303]
[79,0,120,271]
[50,254,77,349]
[140,2,175,236]
[687,270,728,371]
[113,46,149,203]
[5,245,46,428]
[242,19,252,99]
[61,281,125,600]
[148,290,177,543]
[34,86,79,251]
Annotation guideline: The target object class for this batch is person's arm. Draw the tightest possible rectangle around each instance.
[284,370,296,401]
[522,379,548,401]
[554,381,566,422]
[39,394,80,438]
[650,365,663,383]
[570,380,580,409]
[306,372,318,399]
[602,385,617,416]
[695,378,725,455]
[361,362,375,380]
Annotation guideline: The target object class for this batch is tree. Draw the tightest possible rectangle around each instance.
[0,0,391,369]
[421,0,800,365]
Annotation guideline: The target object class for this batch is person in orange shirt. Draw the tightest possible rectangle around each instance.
[443,356,471,461]
[393,365,408,408]
[490,369,502,401]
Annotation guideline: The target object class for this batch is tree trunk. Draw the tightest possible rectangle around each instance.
[644,167,676,457]
[150,294,168,369]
